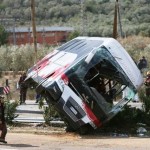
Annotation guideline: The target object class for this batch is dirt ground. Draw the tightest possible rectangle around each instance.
[0,125,150,150]
[0,72,150,149]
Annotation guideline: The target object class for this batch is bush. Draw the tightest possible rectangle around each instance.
[38,96,60,125]
[105,86,150,133]
[0,25,8,46]
[0,44,54,71]
[4,99,19,124]
[139,87,150,113]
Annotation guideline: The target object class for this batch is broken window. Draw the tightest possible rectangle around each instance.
[67,46,135,120]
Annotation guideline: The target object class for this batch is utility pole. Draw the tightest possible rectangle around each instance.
[113,0,118,39]
[118,1,124,38]
[80,0,86,36]
[30,0,37,64]
[13,18,16,45]
[113,0,123,39]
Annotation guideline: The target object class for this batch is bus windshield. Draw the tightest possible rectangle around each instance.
[67,46,136,120]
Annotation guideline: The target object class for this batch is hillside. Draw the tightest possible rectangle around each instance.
[0,0,150,37]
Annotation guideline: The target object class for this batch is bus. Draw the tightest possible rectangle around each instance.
[25,37,143,134]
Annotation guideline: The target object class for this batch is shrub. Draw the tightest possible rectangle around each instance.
[38,96,60,125]
[139,87,150,113]
[4,99,19,124]
[106,86,150,132]
[0,25,8,46]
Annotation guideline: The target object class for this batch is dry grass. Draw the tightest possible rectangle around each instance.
[118,36,150,65]
[0,71,35,100]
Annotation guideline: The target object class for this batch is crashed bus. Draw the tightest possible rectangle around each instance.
[25,37,143,134]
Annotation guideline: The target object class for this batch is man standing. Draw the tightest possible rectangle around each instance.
[141,56,147,69]
[0,95,7,144]
[19,72,28,104]
[137,56,148,73]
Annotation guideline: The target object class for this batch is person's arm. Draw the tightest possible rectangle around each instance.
[0,106,2,124]
[0,104,5,123]
[18,76,22,85]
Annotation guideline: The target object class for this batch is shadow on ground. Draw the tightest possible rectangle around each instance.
[0,143,38,148]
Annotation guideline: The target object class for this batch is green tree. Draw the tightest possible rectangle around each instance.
[0,25,8,46]
[67,30,80,40]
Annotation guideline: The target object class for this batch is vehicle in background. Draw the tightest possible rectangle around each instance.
[25,37,143,134]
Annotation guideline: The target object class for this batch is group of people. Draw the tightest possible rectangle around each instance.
[0,72,40,144]
[0,72,27,144]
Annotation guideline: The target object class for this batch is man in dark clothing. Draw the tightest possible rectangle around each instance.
[0,95,7,143]
[137,59,143,71]
[137,56,148,72]
[19,73,28,104]
[141,56,147,69]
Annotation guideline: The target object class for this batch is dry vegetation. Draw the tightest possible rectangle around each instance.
[0,36,150,101]
[119,36,150,63]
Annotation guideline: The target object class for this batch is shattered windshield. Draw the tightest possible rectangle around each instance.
[67,46,135,120]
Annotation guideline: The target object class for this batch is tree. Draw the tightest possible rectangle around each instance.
[67,30,80,40]
[0,25,8,46]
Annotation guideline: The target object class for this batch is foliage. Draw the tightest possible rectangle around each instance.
[67,30,80,40]
[0,44,54,71]
[4,100,19,124]
[1,1,150,37]
[38,96,60,125]
[139,87,150,114]
[106,86,150,132]
[0,25,8,46]
[0,35,149,72]
[106,105,140,129]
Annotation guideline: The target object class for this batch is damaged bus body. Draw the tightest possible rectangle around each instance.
[25,37,143,134]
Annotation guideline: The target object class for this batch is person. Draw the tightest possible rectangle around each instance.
[19,72,28,104]
[0,95,7,144]
[137,59,143,71]
[144,71,150,96]
[137,56,148,73]
[141,56,147,69]
[35,93,41,103]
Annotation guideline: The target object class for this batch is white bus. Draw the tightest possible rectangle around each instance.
[25,37,143,134]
